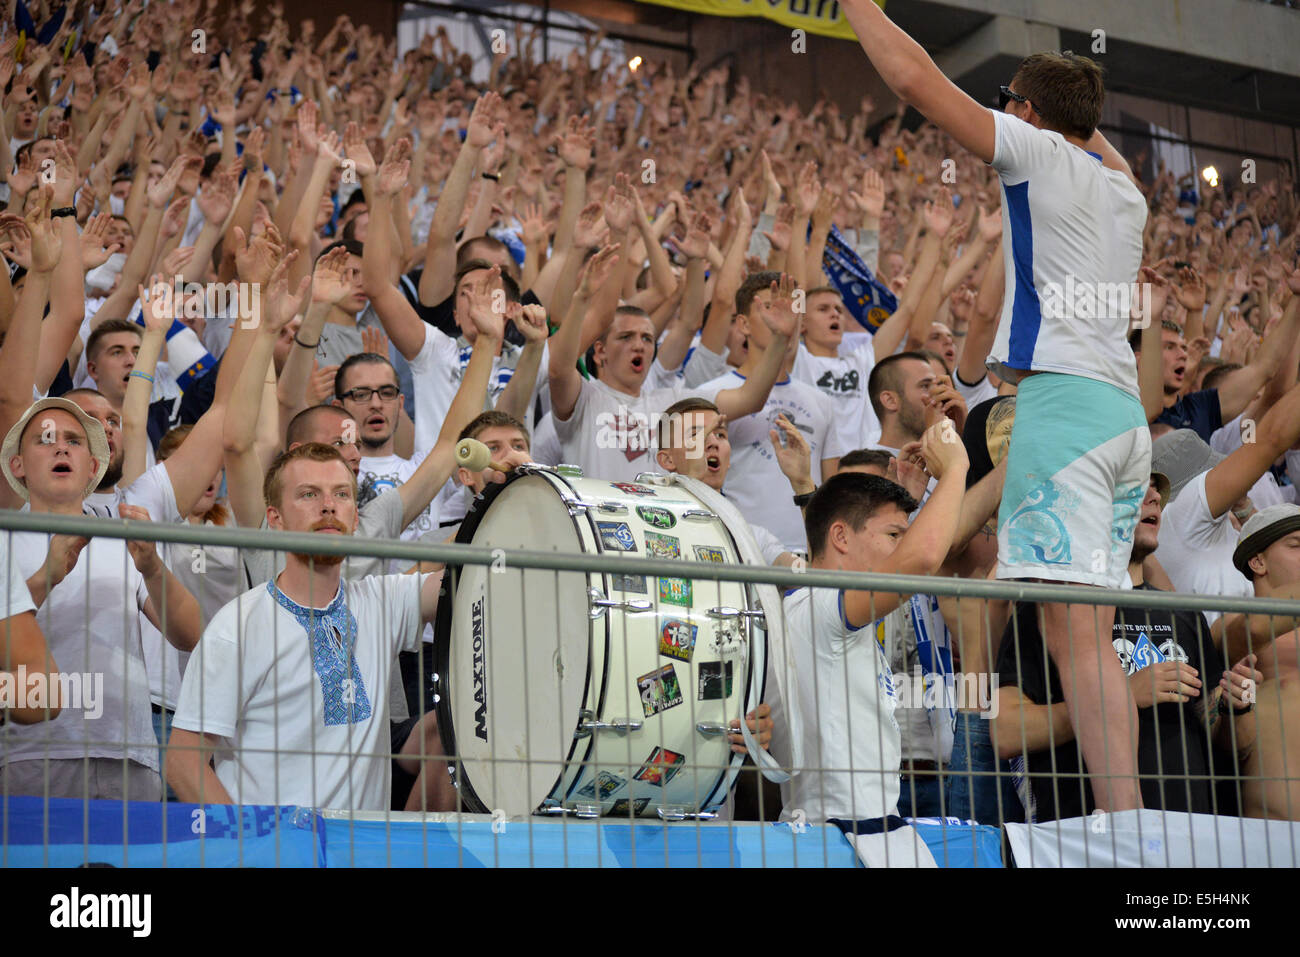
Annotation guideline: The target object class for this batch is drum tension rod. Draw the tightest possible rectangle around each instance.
[589,588,653,617]
[573,709,643,737]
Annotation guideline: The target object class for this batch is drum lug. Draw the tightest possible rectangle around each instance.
[681,508,716,522]
[707,606,767,627]
[574,709,643,736]
[589,587,652,618]
[634,471,669,485]
[539,800,601,819]
[656,805,721,822]
[596,501,628,514]
[696,722,735,736]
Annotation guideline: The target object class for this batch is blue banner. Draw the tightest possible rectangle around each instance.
[823,225,898,334]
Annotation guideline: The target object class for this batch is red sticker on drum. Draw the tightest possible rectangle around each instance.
[637,664,683,717]
[633,747,686,786]
[611,482,657,496]
[659,619,697,662]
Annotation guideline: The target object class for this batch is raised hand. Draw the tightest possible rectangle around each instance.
[160,246,196,279]
[1174,266,1206,312]
[923,373,969,435]
[308,361,339,405]
[296,99,321,154]
[40,535,90,591]
[233,224,286,285]
[25,188,63,273]
[119,505,163,576]
[342,122,377,178]
[924,188,956,236]
[519,202,549,247]
[555,114,595,171]
[888,447,932,504]
[79,213,121,271]
[769,413,812,492]
[196,169,238,224]
[466,91,505,149]
[463,265,507,341]
[602,172,636,233]
[794,162,821,218]
[577,243,621,298]
[918,417,967,481]
[149,156,197,208]
[50,140,80,207]
[572,201,606,249]
[265,251,311,332]
[671,211,712,260]
[977,205,1002,243]
[756,273,799,340]
[848,168,886,223]
[511,302,549,343]
[312,244,353,305]
[377,138,412,196]
[361,326,391,357]
[138,274,177,333]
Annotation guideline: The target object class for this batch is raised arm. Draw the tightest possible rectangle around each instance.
[713,274,797,421]
[360,141,428,361]
[548,243,620,422]
[840,0,995,164]
[955,238,1004,383]
[1205,379,1300,519]
[843,420,969,627]
[1215,272,1300,421]
[494,304,548,424]
[417,92,502,306]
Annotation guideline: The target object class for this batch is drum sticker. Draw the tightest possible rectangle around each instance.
[658,577,692,606]
[596,521,638,552]
[612,482,657,496]
[611,573,648,594]
[693,546,727,563]
[633,746,687,786]
[637,664,683,717]
[644,531,682,560]
[697,660,734,700]
[659,618,698,662]
[608,797,651,817]
[576,771,626,801]
[636,505,676,529]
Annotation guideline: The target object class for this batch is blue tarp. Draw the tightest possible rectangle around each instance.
[2,798,1002,868]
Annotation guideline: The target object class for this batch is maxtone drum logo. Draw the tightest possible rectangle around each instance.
[472,597,488,741]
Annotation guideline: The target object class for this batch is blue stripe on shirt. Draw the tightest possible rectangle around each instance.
[1003,180,1040,370]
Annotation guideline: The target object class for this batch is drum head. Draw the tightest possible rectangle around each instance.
[437,473,595,815]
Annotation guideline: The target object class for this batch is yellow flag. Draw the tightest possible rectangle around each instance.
[629,0,884,42]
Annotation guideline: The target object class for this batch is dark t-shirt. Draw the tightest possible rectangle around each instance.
[1155,388,1222,442]
[996,585,1224,822]
[400,268,537,348]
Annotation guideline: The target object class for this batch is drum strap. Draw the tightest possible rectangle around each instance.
[669,475,802,783]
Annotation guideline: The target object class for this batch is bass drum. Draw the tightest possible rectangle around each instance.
[436,467,768,819]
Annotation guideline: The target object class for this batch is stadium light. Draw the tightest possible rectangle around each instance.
[628,56,642,72]
[1201,165,1219,188]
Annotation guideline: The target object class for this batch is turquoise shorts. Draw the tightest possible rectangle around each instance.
[997,373,1151,588]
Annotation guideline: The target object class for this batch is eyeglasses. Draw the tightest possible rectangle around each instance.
[338,386,401,403]
[998,85,1030,111]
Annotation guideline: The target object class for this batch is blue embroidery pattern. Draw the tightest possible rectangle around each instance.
[1004,480,1076,565]
[267,582,372,726]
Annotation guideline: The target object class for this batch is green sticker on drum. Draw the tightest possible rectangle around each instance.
[658,577,692,606]
[636,505,676,529]
[697,660,734,700]
[637,664,683,717]
[693,546,727,563]
[576,771,625,800]
[644,531,681,559]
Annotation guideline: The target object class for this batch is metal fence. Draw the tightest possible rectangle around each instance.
[3,508,1299,868]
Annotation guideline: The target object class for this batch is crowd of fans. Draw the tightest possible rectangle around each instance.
[0,0,1298,835]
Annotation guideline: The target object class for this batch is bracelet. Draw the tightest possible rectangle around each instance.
[294,334,320,349]
[128,371,155,384]
[1218,693,1253,716]
[792,490,816,507]
[481,172,500,182]
[50,207,78,219]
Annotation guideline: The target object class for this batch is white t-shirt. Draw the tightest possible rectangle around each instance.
[751,523,789,564]
[696,371,851,552]
[84,465,189,711]
[529,413,564,467]
[1154,471,1253,625]
[1,526,155,772]
[359,451,442,543]
[954,370,999,409]
[791,342,881,452]
[681,340,730,389]
[172,573,427,810]
[987,110,1147,398]
[552,376,693,483]
[407,324,543,454]
[242,486,406,586]
[781,586,901,822]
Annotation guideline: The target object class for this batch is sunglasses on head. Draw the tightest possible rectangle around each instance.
[998,85,1030,111]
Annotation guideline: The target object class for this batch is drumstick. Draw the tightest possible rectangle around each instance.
[455,437,512,474]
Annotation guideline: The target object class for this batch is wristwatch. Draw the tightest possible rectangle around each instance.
[51,207,78,219]
[792,490,815,507]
